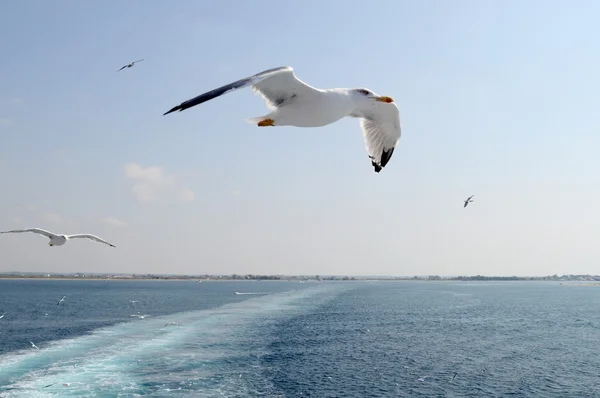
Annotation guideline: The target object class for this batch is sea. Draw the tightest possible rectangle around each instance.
[1,279,600,397]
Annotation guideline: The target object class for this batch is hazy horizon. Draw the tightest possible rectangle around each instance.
[2,0,600,277]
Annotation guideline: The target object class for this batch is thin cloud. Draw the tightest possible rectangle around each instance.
[41,212,77,229]
[231,189,241,197]
[102,217,128,228]
[10,206,77,230]
[0,118,11,126]
[124,162,195,203]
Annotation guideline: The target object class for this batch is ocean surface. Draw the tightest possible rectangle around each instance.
[1,279,600,397]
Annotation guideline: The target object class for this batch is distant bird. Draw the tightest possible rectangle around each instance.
[452,372,457,380]
[0,228,115,247]
[44,382,73,388]
[30,341,39,350]
[164,322,180,327]
[118,59,144,71]
[463,195,475,208]
[57,296,66,305]
[163,66,401,173]
[0,312,6,319]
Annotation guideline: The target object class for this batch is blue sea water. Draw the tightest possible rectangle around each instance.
[1,280,600,397]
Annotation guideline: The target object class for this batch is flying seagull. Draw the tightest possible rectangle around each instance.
[0,228,116,247]
[463,195,474,208]
[118,59,144,71]
[57,296,66,305]
[44,382,74,388]
[0,312,6,319]
[30,341,39,350]
[163,66,401,173]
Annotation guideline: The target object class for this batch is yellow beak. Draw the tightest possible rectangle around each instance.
[376,96,394,103]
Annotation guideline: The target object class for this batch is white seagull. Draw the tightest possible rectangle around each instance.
[164,66,402,173]
[118,59,144,71]
[44,382,75,388]
[463,195,475,208]
[30,341,39,350]
[0,312,6,319]
[57,296,66,305]
[0,228,116,247]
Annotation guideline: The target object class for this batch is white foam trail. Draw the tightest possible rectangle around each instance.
[0,283,348,397]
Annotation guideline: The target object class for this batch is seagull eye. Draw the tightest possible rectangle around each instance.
[359,89,370,96]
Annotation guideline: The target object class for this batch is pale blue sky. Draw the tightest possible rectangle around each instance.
[1,0,600,276]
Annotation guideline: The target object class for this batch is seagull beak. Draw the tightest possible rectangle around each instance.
[376,96,394,103]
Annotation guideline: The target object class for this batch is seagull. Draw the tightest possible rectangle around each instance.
[0,228,116,247]
[57,296,66,305]
[0,312,6,319]
[44,382,74,388]
[163,66,402,173]
[129,314,148,319]
[463,195,475,208]
[118,59,144,71]
[30,341,39,349]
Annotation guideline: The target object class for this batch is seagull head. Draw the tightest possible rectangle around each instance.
[351,88,394,104]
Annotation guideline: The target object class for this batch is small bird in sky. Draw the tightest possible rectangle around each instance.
[57,296,66,305]
[463,195,475,208]
[0,312,6,319]
[118,59,144,71]
[30,341,39,349]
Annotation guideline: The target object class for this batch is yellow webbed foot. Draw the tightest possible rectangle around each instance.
[257,118,275,127]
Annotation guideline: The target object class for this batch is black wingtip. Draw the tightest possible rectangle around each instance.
[380,147,395,169]
[163,106,181,116]
[370,147,395,173]
[372,161,382,173]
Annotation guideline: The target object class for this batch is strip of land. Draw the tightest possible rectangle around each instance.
[0,272,598,282]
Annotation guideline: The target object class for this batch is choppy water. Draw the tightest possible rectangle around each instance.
[1,279,600,397]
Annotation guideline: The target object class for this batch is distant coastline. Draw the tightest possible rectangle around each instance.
[0,273,598,282]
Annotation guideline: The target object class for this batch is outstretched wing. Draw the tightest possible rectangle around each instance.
[163,66,321,115]
[117,65,127,71]
[133,59,144,63]
[0,228,57,238]
[351,101,401,173]
[67,234,115,247]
